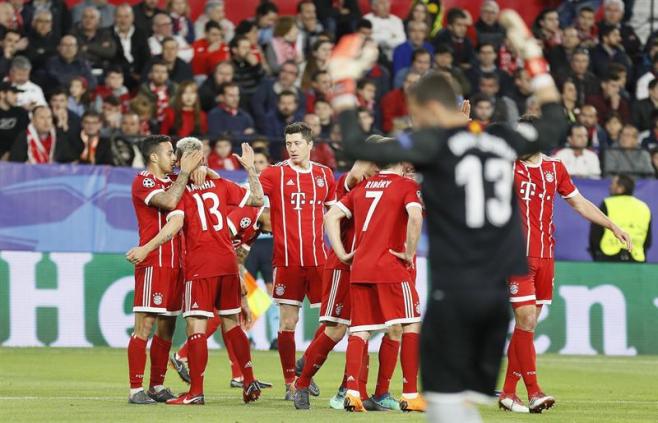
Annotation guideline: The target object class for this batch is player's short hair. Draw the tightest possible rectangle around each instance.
[369,136,398,170]
[176,137,203,161]
[141,135,172,161]
[284,122,313,143]
[615,173,635,195]
[407,72,458,110]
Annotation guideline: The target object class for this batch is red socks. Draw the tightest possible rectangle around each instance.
[358,342,370,399]
[224,326,255,386]
[345,336,366,393]
[296,332,338,389]
[177,314,222,361]
[278,331,296,384]
[128,334,147,389]
[149,335,172,388]
[220,329,242,379]
[401,332,419,395]
[502,333,521,394]
[514,328,540,397]
[374,336,400,397]
[187,333,208,396]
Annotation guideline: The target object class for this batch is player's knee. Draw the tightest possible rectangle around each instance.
[155,316,176,340]
[135,314,155,338]
[221,314,239,331]
[279,315,298,330]
[515,308,537,331]
[386,324,403,341]
[325,324,347,342]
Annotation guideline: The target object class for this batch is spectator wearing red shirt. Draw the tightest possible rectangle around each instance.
[160,80,208,138]
[380,71,420,134]
[191,21,229,77]
[93,66,131,112]
[208,136,241,170]
[304,69,332,113]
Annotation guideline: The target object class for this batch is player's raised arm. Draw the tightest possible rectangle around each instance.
[149,150,204,210]
[126,213,184,264]
[234,143,264,207]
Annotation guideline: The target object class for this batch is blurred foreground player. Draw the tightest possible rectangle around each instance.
[499,117,632,413]
[328,11,569,421]
[144,138,264,404]
[325,154,425,413]
[126,135,203,404]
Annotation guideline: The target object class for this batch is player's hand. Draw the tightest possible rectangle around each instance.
[240,296,254,331]
[234,143,255,171]
[499,10,543,60]
[328,34,379,83]
[180,150,204,174]
[389,249,414,265]
[338,250,355,265]
[461,99,471,119]
[613,226,633,252]
[126,246,148,265]
[191,165,208,185]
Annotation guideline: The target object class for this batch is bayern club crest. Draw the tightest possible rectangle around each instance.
[544,171,555,183]
[335,303,343,316]
[152,292,163,305]
[142,178,155,188]
[316,177,325,188]
[275,284,285,296]
[509,283,519,295]
[240,217,252,229]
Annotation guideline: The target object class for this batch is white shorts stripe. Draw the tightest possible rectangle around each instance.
[509,294,536,303]
[402,282,412,318]
[326,270,340,318]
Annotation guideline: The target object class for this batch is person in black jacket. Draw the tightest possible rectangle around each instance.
[142,37,193,83]
[25,10,59,79]
[0,82,29,160]
[132,0,163,37]
[113,4,150,90]
[632,78,658,132]
[198,60,234,111]
[231,35,265,108]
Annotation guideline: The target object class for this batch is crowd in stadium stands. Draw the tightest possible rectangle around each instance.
[1,0,658,178]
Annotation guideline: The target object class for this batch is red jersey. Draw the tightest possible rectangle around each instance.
[338,171,422,284]
[172,179,250,280]
[191,39,230,76]
[325,173,356,271]
[227,205,264,250]
[131,170,182,269]
[514,155,578,259]
[259,161,336,267]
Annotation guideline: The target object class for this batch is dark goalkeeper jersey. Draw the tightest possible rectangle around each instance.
[338,103,568,290]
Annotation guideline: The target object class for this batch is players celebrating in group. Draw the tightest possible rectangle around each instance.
[124,8,634,421]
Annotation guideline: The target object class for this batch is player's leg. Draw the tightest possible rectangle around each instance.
[128,311,157,404]
[217,274,261,403]
[400,322,422,409]
[170,313,221,385]
[525,258,556,413]
[372,328,400,409]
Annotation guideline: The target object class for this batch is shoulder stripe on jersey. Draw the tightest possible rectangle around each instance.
[144,188,165,206]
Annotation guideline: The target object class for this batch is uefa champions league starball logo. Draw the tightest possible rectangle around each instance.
[240,217,252,229]
[143,178,155,188]
[316,177,325,188]
[152,292,163,305]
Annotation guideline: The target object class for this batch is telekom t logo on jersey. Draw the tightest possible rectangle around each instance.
[519,180,537,201]
[290,192,306,210]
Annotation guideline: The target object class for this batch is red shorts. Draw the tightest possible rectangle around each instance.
[133,266,183,316]
[349,282,421,332]
[508,257,555,308]
[182,274,242,318]
[273,265,323,308]
[319,268,351,325]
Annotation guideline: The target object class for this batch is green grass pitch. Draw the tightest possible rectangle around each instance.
[1,348,657,422]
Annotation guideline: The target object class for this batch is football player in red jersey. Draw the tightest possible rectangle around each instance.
[325,153,425,413]
[499,117,632,413]
[258,122,337,398]
[292,149,379,410]
[170,206,273,390]
[135,137,265,405]
[125,135,203,404]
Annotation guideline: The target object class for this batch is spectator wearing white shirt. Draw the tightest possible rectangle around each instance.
[148,13,193,63]
[8,56,46,110]
[554,124,602,179]
[364,0,406,61]
[635,53,658,100]
[194,0,235,43]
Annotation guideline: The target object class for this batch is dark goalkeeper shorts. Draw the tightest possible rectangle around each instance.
[421,286,509,400]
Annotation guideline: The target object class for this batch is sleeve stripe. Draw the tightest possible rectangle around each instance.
[227,219,238,237]
[166,210,184,221]
[144,189,165,206]
[561,188,579,199]
[343,177,351,193]
[405,202,423,211]
[335,202,352,219]
[325,200,337,206]
[238,188,250,208]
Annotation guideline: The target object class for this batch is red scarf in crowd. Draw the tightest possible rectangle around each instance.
[27,124,56,164]
[151,83,169,122]
[80,131,100,164]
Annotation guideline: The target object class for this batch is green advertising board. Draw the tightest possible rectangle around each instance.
[0,251,656,355]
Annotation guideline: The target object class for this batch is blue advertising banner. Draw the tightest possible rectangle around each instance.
[0,162,656,261]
